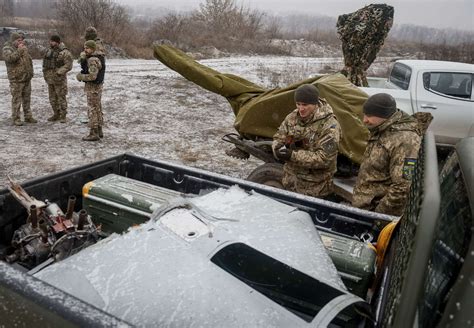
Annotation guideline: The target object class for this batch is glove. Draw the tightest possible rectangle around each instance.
[77,52,86,64]
[274,146,292,161]
[76,73,84,82]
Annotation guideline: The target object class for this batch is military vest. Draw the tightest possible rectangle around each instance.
[81,55,106,84]
[43,47,65,70]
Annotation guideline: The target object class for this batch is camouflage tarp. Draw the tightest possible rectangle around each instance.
[154,45,370,164]
[337,4,394,87]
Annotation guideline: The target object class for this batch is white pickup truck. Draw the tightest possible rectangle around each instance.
[361,60,474,145]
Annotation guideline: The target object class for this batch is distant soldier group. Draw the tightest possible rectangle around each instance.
[273,84,430,216]
[2,27,106,142]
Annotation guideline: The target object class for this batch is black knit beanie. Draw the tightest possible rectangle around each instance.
[294,84,319,104]
[50,34,61,43]
[363,93,397,118]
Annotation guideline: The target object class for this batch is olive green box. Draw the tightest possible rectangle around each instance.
[319,231,376,298]
[83,174,180,233]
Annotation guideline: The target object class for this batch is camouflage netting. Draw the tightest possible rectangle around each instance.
[153,45,370,164]
[337,4,394,87]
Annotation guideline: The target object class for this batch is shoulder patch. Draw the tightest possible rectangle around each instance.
[402,158,417,180]
[322,138,337,154]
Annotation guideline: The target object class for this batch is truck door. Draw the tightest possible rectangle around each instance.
[416,71,473,145]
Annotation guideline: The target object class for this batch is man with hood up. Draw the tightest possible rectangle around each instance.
[42,34,73,123]
[2,32,37,126]
[78,26,106,64]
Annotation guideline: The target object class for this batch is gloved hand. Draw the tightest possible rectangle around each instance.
[77,51,86,64]
[76,73,84,82]
[274,146,293,161]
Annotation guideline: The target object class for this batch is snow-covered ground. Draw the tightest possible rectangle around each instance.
[0,55,353,186]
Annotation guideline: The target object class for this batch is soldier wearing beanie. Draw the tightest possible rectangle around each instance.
[2,30,36,126]
[10,32,22,42]
[352,93,432,216]
[42,33,73,123]
[78,26,105,64]
[76,39,106,141]
[272,84,341,199]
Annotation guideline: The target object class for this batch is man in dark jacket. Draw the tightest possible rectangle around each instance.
[352,93,427,216]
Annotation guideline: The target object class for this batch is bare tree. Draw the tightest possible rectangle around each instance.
[194,0,264,39]
[0,0,14,25]
[54,0,131,45]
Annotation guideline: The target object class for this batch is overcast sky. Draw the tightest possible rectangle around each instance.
[119,0,473,31]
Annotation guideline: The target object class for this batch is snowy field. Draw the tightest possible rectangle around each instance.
[0,55,350,186]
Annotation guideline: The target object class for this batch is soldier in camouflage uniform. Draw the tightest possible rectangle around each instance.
[42,34,73,123]
[76,40,106,141]
[78,26,106,64]
[272,84,341,199]
[352,93,430,216]
[2,32,37,126]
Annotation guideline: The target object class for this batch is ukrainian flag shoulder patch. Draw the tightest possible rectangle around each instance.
[402,158,417,180]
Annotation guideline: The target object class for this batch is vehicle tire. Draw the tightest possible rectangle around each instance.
[247,163,284,189]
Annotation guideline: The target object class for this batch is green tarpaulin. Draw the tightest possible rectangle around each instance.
[154,44,370,164]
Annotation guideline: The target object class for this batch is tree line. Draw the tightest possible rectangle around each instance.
[1,0,473,63]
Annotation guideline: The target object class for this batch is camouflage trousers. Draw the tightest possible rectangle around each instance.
[282,171,333,198]
[85,83,104,129]
[9,81,33,120]
[47,82,68,117]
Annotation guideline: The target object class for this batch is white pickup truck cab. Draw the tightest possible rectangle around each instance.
[361,60,474,145]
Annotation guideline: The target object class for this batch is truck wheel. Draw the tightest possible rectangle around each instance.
[247,163,284,189]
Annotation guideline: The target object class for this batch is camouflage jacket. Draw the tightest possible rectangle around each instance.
[94,38,106,56]
[272,99,341,188]
[352,110,423,216]
[2,41,34,83]
[42,43,73,84]
[79,53,103,83]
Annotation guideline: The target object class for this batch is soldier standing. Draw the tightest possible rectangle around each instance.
[352,93,426,216]
[76,40,106,141]
[272,84,341,199]
[78,26,106,64]
[42,34,73,123]
[2,32,37,126]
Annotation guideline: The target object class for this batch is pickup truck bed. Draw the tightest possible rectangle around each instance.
[0,133,472,327]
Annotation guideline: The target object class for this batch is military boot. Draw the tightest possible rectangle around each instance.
[24,116,38,124]
[82,128,100,142]
[59,113,67,123]
[13,119,23,126]
[98,126,103,138]
[47,114,59,122]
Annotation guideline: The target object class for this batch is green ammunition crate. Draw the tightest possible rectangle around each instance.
[319,231,376,298]
[83,174,180,233]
